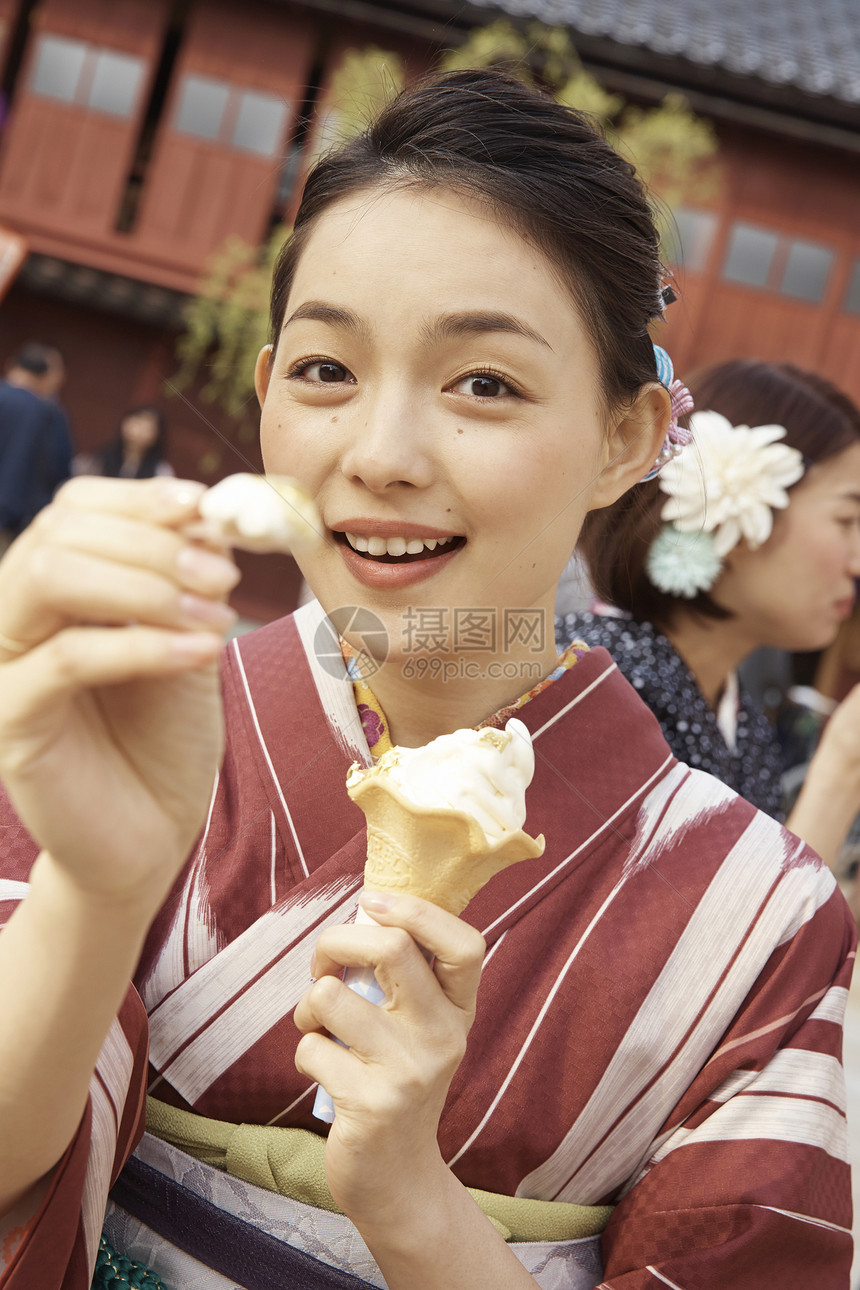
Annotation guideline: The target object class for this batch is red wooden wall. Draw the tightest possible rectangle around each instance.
[0,0,167,239]
[132,0,315,269]
[660,124,860,406]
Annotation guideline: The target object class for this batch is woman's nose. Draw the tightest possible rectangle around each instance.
[849,539,860,578]
[339,390,435,493]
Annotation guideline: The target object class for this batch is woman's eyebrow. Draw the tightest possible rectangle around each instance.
[283,301,370,341]
[423,310,553,351]
[282,302,552,351]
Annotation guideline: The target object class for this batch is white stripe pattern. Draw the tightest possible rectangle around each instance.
[0,877,29,904]
[81,1020,135,1273]
[647,1267,686,1288]
[530,658,617,739]
[292,599,370,764]
[479,753,675,942]
[647,1093,849,1165]
[517,803,830,1203]
[232,638,309,877]
[140,772,222,1013]
[709,1048,846,1113]
[151,880,359,1103]
[755,1205,852,1236]
[809,984,849,1027]
[453,763,689,1171]
[270,809,277,906]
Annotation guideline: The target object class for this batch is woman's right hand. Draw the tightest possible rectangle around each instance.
[0,477,239,913]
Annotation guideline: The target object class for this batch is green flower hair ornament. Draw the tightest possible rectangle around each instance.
[646,411,806,598]
[646,526,723,599]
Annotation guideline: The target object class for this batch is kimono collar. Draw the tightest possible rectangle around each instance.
[340,638,591,758]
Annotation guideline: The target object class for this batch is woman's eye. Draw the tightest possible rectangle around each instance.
[291,359,353,384]
[450,373,514,398]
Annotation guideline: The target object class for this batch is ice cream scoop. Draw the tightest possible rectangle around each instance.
[197,473,321,553]
[347,718,544,915]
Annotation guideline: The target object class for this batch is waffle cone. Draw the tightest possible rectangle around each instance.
[348,773,544,915]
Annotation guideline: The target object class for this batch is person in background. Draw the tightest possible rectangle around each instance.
[559,359,860,874]
[0,342,72,556]
[73,404,174,480]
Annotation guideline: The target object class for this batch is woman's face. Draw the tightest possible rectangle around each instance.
[256,186,660,663]
[121,411,159,453]
[713,442,860,652]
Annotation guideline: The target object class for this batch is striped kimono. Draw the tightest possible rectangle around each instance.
[0,600,854,1288]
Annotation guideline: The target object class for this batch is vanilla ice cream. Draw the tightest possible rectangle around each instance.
[198,473,321,553]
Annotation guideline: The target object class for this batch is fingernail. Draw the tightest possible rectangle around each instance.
[155,479,207,508]
[170,632,223,662]
[179,594,238,629]
[177,546,240,590]
[360,891,394,913]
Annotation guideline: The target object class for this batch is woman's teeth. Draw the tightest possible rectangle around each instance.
[345,533,458,557]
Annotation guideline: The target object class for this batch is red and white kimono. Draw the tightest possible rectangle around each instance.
[0,601,854,1288]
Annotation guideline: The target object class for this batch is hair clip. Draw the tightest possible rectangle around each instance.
[640,345,694,483]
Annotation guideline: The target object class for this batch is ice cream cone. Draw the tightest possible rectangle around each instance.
[348,771,545,915]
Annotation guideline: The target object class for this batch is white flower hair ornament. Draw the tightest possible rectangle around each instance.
[647,411,806,599]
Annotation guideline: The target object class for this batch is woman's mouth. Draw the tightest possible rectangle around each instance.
[341,531,465,562]
[332,528,466,588]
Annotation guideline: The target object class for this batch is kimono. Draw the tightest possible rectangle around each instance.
[0,600,854,1289]
[556,611,786,819]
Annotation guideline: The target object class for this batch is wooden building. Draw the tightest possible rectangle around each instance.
[0,0,857,619]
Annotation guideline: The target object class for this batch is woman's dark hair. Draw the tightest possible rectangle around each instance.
[97,404,168,479]
[269,68,667,411]
[580,360,860,629]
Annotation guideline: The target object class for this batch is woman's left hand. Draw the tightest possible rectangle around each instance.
[293,892,485,1228]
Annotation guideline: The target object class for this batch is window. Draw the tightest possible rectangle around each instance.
[29,34,145,119]
[780,238,834,303]
[663,207,718,272]
[88,49,144,118]
[30,34,87,103]
[843,259,860,316]
[722,223,779,288]
[174,75,289,157]
[174,75,230,141]
[232,90,287,157]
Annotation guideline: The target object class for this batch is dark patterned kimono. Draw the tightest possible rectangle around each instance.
[556,611,785,819]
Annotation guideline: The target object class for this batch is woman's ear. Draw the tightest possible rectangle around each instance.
[589,382,671,510]
[254,345,274,408]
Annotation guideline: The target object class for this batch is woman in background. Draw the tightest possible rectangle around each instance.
[73,404,173,480]
[559,359,860,871]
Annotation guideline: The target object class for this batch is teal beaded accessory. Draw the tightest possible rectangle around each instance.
[91,1235,166,1289]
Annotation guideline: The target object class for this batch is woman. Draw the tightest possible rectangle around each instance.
[0,73,853,1289]
[73,404,174,480]
[560,360,860,871]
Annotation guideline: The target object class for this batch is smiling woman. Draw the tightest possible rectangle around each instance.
[0,70,854,1290]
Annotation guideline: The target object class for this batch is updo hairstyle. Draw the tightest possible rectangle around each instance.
[579,359,860,629]
[269,68,667,414]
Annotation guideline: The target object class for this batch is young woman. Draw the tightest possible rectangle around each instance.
[73,404,174,480]
[560,360,860,871]
[0,73,853,1290]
